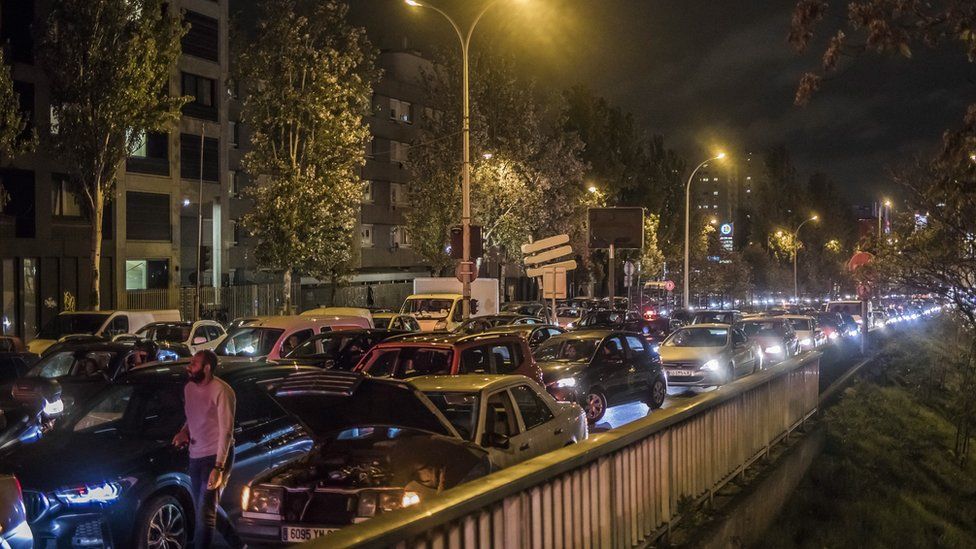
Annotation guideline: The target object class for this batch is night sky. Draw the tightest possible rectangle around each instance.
[346,0,974,203]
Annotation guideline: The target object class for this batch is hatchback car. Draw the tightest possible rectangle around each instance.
[740,317,800,364]
[534,330,667,423]
[780,315,825,350]
[134,320,226,353]
[215,315,372,361]
[657,324,762,387]
[280,329,409,371]
[1,362,317,549]
[354,333,542,384]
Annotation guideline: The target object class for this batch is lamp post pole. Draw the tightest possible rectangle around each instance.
[683,153,725,309]
[791,215,818,300]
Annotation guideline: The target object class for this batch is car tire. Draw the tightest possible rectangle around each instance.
[135,493,189,549]
[646,377,667,409]
[582,390,608,423]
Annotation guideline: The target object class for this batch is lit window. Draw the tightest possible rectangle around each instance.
[391,226,410,248]
[131,130,148,158]
[363,181,374,204]
[361,224,374,247]
[49,106,59,135]
[52,176,82,217]
[713,191,719,195]
[390,99,413,124]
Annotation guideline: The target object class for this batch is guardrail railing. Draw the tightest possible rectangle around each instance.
[315,352,821,549]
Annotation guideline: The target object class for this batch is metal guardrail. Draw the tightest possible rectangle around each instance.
[315,352,821,549]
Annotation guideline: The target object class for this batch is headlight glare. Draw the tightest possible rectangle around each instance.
[764,345,783,355]
[701,359,720,371]
[55,479,130,506]
[554,377,576,388]
[245,485,283,515]
[402,491,421,508]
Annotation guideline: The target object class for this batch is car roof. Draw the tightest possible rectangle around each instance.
[44,341,142,353]
[143,321,193,327]
[483,324,559,335]
[407,374,524,393]
[307,329,403,338]
[679,323,732,329]
[375,331,521,347]
[231,315,360,329]
[550,329,615,339]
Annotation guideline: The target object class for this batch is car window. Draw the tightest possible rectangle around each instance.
[29,351,76,378]
[192,326,209,343]
[599,337,626,361]
[373,317,391,329]
[482,391,519,443]
[280,329,314,356]
[107,315,129,336]
[425,392,479,441]
[528,329,549,346]
[490,344,519,374]
[138,386,186,439]
[459,345,490,374]
[624,336,648,357]
[73,385,135,432]
[733,330,747,345]
[399,348,453,377]
[406,317,420,331]
[234,380,286,426]
[389,318,404,331]
[207,326,223,340]
[547,328,564,338]
[510,385,554,430]
[361,348,399,377]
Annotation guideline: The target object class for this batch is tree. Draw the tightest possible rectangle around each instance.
[40,0,186,308]
[639,213,665,279]
[237,0,377,310]
[0,51,35,209]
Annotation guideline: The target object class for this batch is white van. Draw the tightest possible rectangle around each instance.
[28,309,182,355]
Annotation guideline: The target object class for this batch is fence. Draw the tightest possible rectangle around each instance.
[317,352,821,549]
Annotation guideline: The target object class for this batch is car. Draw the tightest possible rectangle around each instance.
[411,375,587,468]
[499,301,551,319]
[1,362,318,549]
[657,324,762,387]
[780,315,825,350]
[814,312,845,341]
[371,312,421,332]
[0,474,31,549]
[452,314,546,335]
[572,309,649,333]
[280,329,410,371]
[739,317,800,364]
[534,330,668,423]
[354,332,543,384]
[482,324,566,349]
[689,310,743,326]
[135,320,227,353]
[235,370,493,545]
[555,306,583,328]
[301,307,375,328]
[215,315,373,361]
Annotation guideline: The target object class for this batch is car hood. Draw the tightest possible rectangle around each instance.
[1,431,171,491]
[749,335,784,347]
[537,361,586,383]
[658,346,722,363]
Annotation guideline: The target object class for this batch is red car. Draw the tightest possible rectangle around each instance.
[353,332,543,383]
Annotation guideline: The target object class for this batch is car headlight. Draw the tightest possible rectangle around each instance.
[358,490,420,517]
[401,491,421,508]
[554,377,577,388]
[764,345,782,355]
[651,344,660,353]
[828,332,839,340]
[42,398,64,416]
[244,485,283,515]
[799,338,812,347]
[701,359,720,371]
[54,479,133,506]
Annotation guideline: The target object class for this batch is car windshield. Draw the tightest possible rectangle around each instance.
[534,338,599,362]
[138,324,191,343]
[403,299,454,320]
[501,303,542,316]
[424,392,479,441]
[215,327,284,357]
[360,347,454,378]
[693,312,732,324]
[373,317,391,329]
[27,350,120,379]
[578,311,623,327]
[286,334,356,359]
[741,321,786,338]
[664,327,728,347]
[787,318,813,331]
[37,313,110,339]
[65,383,185,438]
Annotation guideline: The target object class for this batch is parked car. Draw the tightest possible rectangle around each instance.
[28,309,182,355]
[354,332,543,384]
[657,324,762,387]
[215,315,372,361]
[371,312,421,332]
[280,329,409,371]
[1,362,318,549]
[236,370,493,544]
[452,314,545,335]
[135,320,227,353]
[0,474,31,549]
[780,315,825,350]
[739,317,800,364]
[412,375,587,468]
[482,324,566,349]
[534,330,668,423]
[689,310,743,326]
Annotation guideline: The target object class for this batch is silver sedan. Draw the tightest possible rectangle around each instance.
[657,324,762,386]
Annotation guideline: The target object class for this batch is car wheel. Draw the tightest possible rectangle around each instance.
[646,377,667,409]
[583,391,608,423]
[136,494,189,549]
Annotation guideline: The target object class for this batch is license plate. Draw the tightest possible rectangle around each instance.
[666,368,695,377]
[281,526,337,542]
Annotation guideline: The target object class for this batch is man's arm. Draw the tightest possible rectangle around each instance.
[213,385,236,469]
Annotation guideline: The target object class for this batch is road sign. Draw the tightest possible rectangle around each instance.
[524,245,573,266]
[455,261,478,284]
[542,267,568,299]
[521,234,570,255]
[526,259,577,278]
[623,260,635,276]
[588,207,644,249]
[664,280,676,292]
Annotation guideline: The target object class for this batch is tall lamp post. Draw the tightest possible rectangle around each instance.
[683,152,726,309]
[405,0,507,320]
[791,215,819,300]
[877,198,891,245]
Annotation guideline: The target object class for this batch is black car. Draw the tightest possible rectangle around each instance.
[1,362,317,549]
[452,314,545,335]
[482,324,566,349]
[0,474,31,548]
[572,309,660,337]
[279,329,408,370]
[534,330,667,423]
[235,370,491,545]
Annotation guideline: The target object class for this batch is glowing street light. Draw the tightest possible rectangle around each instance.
[587,185,598,194]
[683,152,727,308]
[482,152,493,160]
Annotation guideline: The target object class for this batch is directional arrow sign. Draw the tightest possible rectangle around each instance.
[521,234,569,256]
[524,245,573,266]
[526,259,578,278]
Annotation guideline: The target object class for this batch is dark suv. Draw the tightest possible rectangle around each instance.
[0,362,316,548]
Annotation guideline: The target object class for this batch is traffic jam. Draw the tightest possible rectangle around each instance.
[0,281,935,548]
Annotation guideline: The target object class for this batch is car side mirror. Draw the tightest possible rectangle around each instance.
[484,432,510,449]
[192,336,208,345]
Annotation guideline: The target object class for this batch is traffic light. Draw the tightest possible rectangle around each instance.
[200,246,211,272]
[449,225,483,259]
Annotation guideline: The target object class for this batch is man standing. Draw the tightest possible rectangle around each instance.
[172,349,236,548]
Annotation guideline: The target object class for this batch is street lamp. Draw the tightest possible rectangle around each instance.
[683,152,726,309]
[878,198,892,244]
[791,215,818,300]
[587,185,598,194]
[404,0,510,320]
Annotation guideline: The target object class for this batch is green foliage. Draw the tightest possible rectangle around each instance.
[237,0,377,287]
[40,0,186,307]
[639,214,665,279]
[0,50,36,209]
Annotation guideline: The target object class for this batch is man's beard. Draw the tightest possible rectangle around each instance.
[189,370,207,384]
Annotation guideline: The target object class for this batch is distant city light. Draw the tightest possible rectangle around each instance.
[183,198,191,207]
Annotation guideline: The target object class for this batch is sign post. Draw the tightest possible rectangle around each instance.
[522,235,577,323]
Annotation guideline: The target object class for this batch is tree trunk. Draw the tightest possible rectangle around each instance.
[89,191,104,310]
[282,269,292,314]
